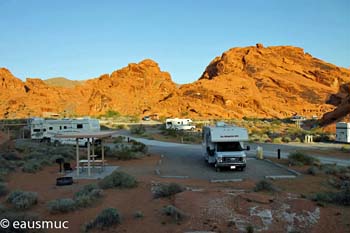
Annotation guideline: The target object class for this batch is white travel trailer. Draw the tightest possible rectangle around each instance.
[29,117,100,145]
[202,122,249,172]
[165,118,196,131]
[336,122,350,143]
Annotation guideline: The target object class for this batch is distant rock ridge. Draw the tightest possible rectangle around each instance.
[1,45,350,124]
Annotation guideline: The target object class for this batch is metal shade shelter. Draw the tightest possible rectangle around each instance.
[55,131,118,177]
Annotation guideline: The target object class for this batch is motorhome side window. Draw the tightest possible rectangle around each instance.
[49,127,53,130]
[64,126,67,129]
[77,124,83,129]
[33,129,40,132]
[217,142,243,152]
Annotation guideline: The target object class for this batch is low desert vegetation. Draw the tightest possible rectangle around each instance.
[84,208,121,232]
[98,171,138,189]
[47,184,103,213]
[47,198,76,214]
[153,183,185,198]
[133,210,144,219]
[130,125,146,135]
[162,205,187,223]
[7,190,38,210]
[253,179,279,192]
[311,182,350,206]
[288,151,319,166]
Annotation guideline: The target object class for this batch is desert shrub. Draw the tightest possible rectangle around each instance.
[162,205,186,222]
[134,211,144,219]
[84,208,121,232]
[311,188,350,206]
[282,136,291,143]
[130,140,148,153]
[98,171,137,189]
[288,151,318,166]
[47,198,76,213]
[22,160,43,173]
[104,110,120,118]
[130,125,146,135]
[153,183,185,198]
[1,152,21,161]
[253,180,278,192]
[272,137,283,144]
[7,190,38,209]
[320,164,349,175]
[113,136,125,143]
[307,166,320,175]
[74,184,103,208]
[293,137,301,143]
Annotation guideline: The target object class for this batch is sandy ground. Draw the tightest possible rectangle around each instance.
[1,153,349,233]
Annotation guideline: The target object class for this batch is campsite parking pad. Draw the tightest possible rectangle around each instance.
[149,144,296,181]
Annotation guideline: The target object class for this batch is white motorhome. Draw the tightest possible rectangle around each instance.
[336,122,350,143]
[165,118,196,131]
[29,117,100,145]
[202,122,249,172]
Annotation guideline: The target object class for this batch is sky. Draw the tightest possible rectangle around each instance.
[0,0,349,84]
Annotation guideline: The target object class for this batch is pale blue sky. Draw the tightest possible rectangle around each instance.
[0,0,349,84]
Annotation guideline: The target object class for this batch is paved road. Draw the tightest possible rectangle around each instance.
[112,134,297,181]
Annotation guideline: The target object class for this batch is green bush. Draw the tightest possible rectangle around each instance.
[113,136,125,143]
[162,205,186,222]
[153,183,185,198]
[134,211,144,219]
[74,184,103,208]
[253,180,278,192]
[104,110,120,118]
[288,151,319,166]
[130,125,146,135]
[272,137,283,144]
[282,136,291,143]
[22,160,43,173]
[307,166,320,175]
[311,187,350,206]
[48,198,76,213]
[98,171,137,189]
[320,164,349,175]
[7,190,38,209]
[84,208,121,232]
[0,182,8,196]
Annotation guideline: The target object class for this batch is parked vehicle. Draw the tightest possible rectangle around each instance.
[165,118,196,131]
[202,122,249,172]
[29,117,100,146]
[336,122,350,143]
[142,116,151,121]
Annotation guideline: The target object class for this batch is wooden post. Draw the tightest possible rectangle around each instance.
[76,138,80,177]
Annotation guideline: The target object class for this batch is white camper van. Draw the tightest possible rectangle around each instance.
[202,122,249,172]
[165,118,196,131]
[336,122,350,143]
[29,117,100,145]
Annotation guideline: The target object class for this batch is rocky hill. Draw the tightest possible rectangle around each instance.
[44,77,83,88]
[1,44,349,122]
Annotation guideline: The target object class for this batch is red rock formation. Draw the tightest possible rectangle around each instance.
[1,45,350,121]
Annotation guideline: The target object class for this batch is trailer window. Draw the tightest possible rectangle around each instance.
[77,124,83,129]
[217,142,243,152]
[49,127,53,130]
[64,126,67,129]
[33,129,40,132]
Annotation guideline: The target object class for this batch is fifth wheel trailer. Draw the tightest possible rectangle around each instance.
[29,117,100,146]
[202,122,249,172]
[336,122,350,143]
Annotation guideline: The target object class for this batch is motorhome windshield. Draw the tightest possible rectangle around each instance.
[216,142,243,152]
